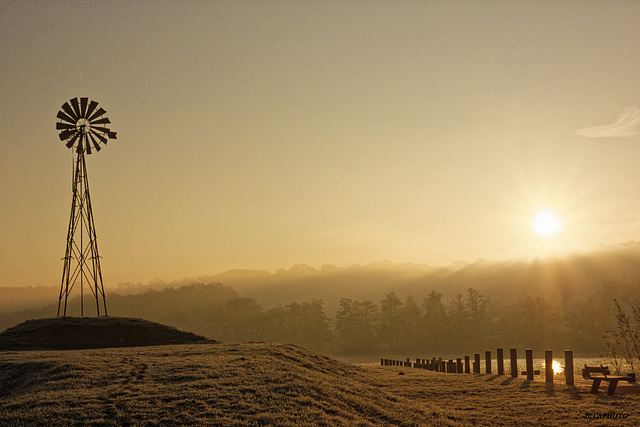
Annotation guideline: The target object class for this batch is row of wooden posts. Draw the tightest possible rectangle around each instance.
[381,349,576,386]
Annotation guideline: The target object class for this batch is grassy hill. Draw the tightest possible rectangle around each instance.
[1,342,638,426]
[0,317,210,351]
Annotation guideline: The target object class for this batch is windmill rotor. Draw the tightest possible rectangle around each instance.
[56,97,117,154]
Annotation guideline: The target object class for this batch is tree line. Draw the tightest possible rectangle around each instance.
[104,282,618,357]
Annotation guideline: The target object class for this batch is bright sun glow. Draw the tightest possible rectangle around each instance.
[533,211,563,237]
[543,360,564,376]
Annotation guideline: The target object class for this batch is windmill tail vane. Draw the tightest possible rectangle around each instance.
[56,97,117,317]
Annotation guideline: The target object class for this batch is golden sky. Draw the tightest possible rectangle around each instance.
[2,0,640,287]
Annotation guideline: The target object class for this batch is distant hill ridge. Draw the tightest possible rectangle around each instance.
[5,240,640,313]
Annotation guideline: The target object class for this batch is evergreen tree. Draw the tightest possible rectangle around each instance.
[335,298,379,354]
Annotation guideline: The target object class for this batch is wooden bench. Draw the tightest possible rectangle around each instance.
[582,365,635,396]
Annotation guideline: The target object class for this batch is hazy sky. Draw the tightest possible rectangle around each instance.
[2,0,640,287]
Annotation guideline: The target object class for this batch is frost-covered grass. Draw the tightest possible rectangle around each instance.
[1,343,638,426]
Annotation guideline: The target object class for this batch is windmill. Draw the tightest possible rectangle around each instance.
[56,97,117,317]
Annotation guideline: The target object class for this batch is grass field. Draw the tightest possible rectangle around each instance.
[1,342,638,426]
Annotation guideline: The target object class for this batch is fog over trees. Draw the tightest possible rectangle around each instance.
[4,242,640,359]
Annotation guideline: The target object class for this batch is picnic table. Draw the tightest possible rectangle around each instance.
[582,365,635,396]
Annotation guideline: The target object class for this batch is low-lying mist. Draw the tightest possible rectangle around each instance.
[3,241,640,358]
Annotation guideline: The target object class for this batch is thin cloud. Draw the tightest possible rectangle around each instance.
[576,107,640,138]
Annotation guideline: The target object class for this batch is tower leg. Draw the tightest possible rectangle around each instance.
[58,147,107,317]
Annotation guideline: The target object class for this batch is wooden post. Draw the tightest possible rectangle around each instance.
[457,358,463,373]
[545,350,553,383]
[465,355,470,374]
[474,353,480,374]
[381,358,384,366]
[485,351,492,374]
[510,349,517,377]
[526,349,534,380]
[565,350,574,386]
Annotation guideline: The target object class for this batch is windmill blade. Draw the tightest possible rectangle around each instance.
[61,102,78,121]
[66,133,79,148]
[90,129,107,144]
[57,110,76,124]
[85,100,99,119]
[88,133,101,152]
[80,98,88,117]
[70,98,82,118]
[59,129,76,141]
[56,122,75,130]
[91,125,113,134]
[87,107,106,122]
[90,117,111,125]
[107,132,117,139]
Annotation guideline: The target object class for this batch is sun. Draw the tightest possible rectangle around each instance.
[533,211,563,237]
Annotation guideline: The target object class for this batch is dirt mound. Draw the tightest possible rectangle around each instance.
[0,317,212,350]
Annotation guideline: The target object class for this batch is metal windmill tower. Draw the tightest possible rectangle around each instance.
[55,97,117,317]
